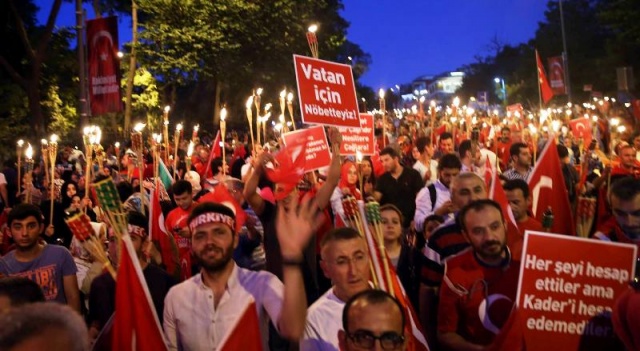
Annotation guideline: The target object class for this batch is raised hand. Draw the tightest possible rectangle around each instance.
[276,194,322,260]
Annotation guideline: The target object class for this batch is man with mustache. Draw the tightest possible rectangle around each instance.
[438,199,520,350]
[163,195,317,350]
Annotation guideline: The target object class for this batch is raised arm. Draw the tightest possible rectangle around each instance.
[243,153,273,216]
[313,128,342,210]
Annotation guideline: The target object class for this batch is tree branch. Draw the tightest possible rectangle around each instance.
[8,0,36,61]
[0,55,28,89]
[35,0,63,62]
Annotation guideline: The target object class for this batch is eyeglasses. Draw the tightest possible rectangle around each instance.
[347,330,405,350]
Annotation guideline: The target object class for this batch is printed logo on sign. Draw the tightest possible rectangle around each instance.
[294,55,360,128]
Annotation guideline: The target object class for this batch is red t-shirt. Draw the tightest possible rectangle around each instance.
[165,205,196,281]
[438,248,521,346]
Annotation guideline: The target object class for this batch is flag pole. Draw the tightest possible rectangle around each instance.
[536,50,543,113]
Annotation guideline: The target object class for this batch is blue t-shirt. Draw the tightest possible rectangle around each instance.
[0,245,77,303]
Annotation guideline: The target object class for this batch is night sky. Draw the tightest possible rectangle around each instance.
[36,0,549,89]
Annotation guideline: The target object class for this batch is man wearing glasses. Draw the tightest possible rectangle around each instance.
[301,227,371,351]
[338,289,406,351]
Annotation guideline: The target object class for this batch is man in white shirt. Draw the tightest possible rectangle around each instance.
[414,154,461,232]
[413,136,438,185]
[300,227,371,351]
[163,196,316,350]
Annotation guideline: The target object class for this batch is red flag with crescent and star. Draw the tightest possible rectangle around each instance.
[86,16,122,115]
[535,50,554,104]
[568,117,593,150]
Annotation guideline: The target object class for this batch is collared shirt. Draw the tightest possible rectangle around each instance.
[300,288,344,351]
[376,167,424,228]
[163,263,284,351]
[502,167,532,181]
[414,180,451,232]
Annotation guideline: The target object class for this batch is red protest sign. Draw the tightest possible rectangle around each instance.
[516,231,637,351]
[282,126,332,172]
[293,54,360,128]
[338,113,374,156]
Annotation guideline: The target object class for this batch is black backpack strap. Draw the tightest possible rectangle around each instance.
[428,183,437,210]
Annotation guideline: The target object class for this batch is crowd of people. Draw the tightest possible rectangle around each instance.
[0,104,639,351]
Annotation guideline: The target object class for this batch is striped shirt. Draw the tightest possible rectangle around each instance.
[502,167,532,181]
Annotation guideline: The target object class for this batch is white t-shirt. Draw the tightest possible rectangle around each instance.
[163,264,284,351]
[0,172,7,186]
[413,159,438,185]
[300,288,345,351]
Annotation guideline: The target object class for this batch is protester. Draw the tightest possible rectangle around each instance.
[163,196,317,350]
[374,147,423,228]
[414,153,461,232]
[438,199,520,349]
[0,204,79,313]
[331,161,363,227]
[165,180,198,281]
[338,289,407,351]
[503,142,533,181]
[0,302,89,351]
[503,179,543,248]
[0,276,45,313]
[301,227,371,351]
[435,132,454,159]
[594,177,640,248]
[413,136,438,185]
[89,211,174,337]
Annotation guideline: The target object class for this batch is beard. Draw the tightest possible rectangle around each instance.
[477,240,507,261]
[193,242,234,272]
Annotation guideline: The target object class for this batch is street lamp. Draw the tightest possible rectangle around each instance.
[494,77,506,105]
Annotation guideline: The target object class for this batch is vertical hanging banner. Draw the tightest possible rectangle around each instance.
[282,126,332,172]
[516,231,637,351]
[293,55,360,128]
[548,56,567,95]
[86,16,122,115]
[338,113,375,156]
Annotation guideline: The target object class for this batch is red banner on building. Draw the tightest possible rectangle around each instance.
[516,231,637,351]
[87,16,122,116]
[548,56,566,95]
[293,55,360,128]
[338,113,375,156]
[282,126,332,172]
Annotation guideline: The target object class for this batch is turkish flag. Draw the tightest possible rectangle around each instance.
[149,186,180,280]
[527,138,575,235]
[536,50,554,104]
[568,118,593,149]
[219,299,264,351]
[631,99,640,122]
[86,16,122,115]
[113,234,169,351]
[202,131,221,179]
[547,56,566,95]
[199,183,247,232]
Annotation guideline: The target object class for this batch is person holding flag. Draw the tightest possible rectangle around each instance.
[165,180,198,281]
[438,199,520,350]
[163,194,319,350]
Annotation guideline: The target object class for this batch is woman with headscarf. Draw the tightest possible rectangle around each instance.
[330,160,362,227]
[40,180,78,248]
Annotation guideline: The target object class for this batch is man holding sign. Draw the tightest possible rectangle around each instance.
[438,199,520,350]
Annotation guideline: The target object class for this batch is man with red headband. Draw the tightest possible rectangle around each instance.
[243,128,342,303]
[163,196,318,350]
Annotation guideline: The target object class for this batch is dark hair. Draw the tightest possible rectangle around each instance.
[509,142,528,158]
[424,214,444,225]
[188,202,237,228]
[611,177,640,202]
[438,153,462,171]
[320,227,362,253]
[211,157,224,176]
[415,137,430,154]
[501,126,511,132]
[380,147,399,159]
[503,179,530,199]
[440,132,453,141]
[342,289,405,333]
[459,140,472,158]
[0,277,45,306]
[556,144,569,159]
[172,180,193,196]
[127,210,149,236]
[379,204,405,225]
[457,199,505,233]
[8,204,44,226]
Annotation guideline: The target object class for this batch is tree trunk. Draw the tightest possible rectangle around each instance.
[27,80,45,137]
[123,0,138,134]
[213,80,222,128]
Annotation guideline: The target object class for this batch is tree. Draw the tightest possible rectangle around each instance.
[0,0,63,137]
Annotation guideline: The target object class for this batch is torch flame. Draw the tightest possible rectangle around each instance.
[287,92,294,102]
[246,96,254,109]
[164,105,171,113]
[378,88,385,99]
[280,90,286,98]
[220,108,227,121]
[187,141,195,157]
[308,24,318,33]
[41,139,48,145]
[256,88,263,96]
[176,123,183,131]
[356,150,363,162]
[264,103,272,112]
[25,144,33,159]
[453,96,460,107]
[133,123,145,133]
[50,134,59,144]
